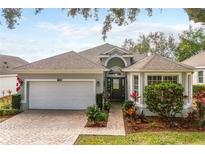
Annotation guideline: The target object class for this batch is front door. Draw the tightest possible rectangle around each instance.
[107,78,125,102]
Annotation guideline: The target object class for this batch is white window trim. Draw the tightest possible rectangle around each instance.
[104,54,128,67]
[197,71,204,83]
[130,73,141,104]
[144,73,182,86]
[22,79,96,105]
[103,47,129,54]
[184,73,193,108]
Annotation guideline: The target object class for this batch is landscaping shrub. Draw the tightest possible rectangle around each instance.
[144,83,184,119]
[11,94,21,109]
[194,91,205,119]
[1,103,11,109]
[96,93,103,110]
[122,100,136,119]
[86,105,108,123]
[122,100,135,111]
[96,112,108,121]
[0,109,19,116]
[104,101,111,111]
[193,84,205,95]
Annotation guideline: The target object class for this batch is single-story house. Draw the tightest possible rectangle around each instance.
[182,51,205,85]
[15,43,194,116]
[0,54,28,97]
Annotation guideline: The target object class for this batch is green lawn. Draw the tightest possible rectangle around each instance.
[75,132,205,145]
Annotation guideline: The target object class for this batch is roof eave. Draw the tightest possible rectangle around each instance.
[122,69,194,73]
[16,69,107,74]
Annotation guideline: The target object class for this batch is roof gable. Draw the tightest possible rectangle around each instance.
[182,51,205,67]
[123,54,194,72]
[102,47,129,55]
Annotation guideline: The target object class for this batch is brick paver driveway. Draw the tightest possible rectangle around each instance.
[0,103,125,145]
[0,110,87,145]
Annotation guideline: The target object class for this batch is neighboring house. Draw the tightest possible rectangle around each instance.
[0,54,28,97]
[182,51,205,85]
[15,43,194,116]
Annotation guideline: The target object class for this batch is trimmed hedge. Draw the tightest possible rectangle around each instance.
[96,93,103,110]
[0,109,19,116]
[193,84,205,95]
[144,83,184,118]
[11,94,21,109]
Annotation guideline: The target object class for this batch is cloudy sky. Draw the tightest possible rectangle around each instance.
[0,8,200,62]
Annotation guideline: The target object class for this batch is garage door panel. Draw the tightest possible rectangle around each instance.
[29,81,95,110]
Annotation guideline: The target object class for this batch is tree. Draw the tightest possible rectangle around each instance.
[122,32,177,59]
[175,26,205,62]
[0,8,205,40]
[185,8,205,23]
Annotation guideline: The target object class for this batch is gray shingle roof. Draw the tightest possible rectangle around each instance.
[182,51,205,67]
[15,51,105,72]
[79,43,146,63]
[0,54,28,75]
[79,43,117,64]
[123,54,194,72]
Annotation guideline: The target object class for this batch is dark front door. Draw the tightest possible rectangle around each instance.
[107,78,125,102]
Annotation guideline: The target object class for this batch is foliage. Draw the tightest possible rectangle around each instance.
[96,93,103,110]
[0,109,19,116]
[1,103,11,109]
[194,91,205,119]
[185,9,205,23]
[11,94,21,109]
[144,83,184,119]
[175,26,205,62]
[186,110,199,122]
[1,9,205,40]
[103,101,111,111]
[122,100,136,118]
[193,84,205,95]
[122,32,177,59]
[96,112,108,122]
[75,132,205,145]
[86,105,108,123]
[122,100,135,111]
[130,90,138,102]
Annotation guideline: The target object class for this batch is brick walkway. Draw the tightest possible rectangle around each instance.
[0,103,125,145]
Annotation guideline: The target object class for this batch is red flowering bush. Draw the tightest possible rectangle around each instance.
[130,90,139,102]
[194,91,205,119]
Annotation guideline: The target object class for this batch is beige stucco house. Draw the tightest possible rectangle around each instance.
[15,43,194,116]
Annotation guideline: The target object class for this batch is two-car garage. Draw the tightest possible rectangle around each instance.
[27,79,96,110]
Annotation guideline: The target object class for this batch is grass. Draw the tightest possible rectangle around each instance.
[75,132,205,145]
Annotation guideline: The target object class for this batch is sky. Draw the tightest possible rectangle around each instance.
[0,8,201,62]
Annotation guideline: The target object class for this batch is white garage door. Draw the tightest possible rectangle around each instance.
[29,81,95,110]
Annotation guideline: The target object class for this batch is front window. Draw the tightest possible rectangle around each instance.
[198,71,204,83]
[147,75,178,85]
[133,75,139,93]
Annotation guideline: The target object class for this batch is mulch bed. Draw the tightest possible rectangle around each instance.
[85,121,108,127]
[123,114,205,134]
[85,110,109,128]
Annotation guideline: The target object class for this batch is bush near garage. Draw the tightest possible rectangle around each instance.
[11,94,21,109]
